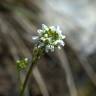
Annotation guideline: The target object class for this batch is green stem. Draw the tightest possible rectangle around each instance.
[20,47,43,96]
[17,63,22,94]
[17,69,21,94]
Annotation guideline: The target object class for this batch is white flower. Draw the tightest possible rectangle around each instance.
[42,24,49,31]
[49,26,56,31]
[56,26,62,34]
[58,40,65,46]
[40,37,46,41]
[37,29,43,35]
[32,36,39,44]
[32,36,38,40]
[24,58,28,61]
[61,35,66,39]
[58,46,61,49]
[32,24,66,52]
[17,60,20,63]
[44,34,48,38]
[45,45,54,52]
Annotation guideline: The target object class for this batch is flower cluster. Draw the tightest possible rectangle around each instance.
[32,24,66,52]
[16,58,29,71]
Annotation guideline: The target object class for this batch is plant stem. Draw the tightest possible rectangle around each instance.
[18,71,22,93]
[20,47,43,96]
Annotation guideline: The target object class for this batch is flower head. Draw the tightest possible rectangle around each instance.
[16,58,29,71]
[32,24,66,52]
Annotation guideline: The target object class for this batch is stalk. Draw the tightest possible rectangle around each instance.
[20,47,43,96]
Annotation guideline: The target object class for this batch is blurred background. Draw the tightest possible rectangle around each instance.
[0,0,96,96]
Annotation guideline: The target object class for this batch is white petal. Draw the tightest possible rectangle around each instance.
[57,26,60,30]
[59,40,65,46]
[58,46,61,49]
[32,36,39,40]
[42,24,49,31]
[17,60,20,63]
[25,58,28,61]
[61,35,66,39]
[56,26,62,34]
[37,29,43,35]
[50,26,56,31]
[44,34,48,37]
[40,37,46,41]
